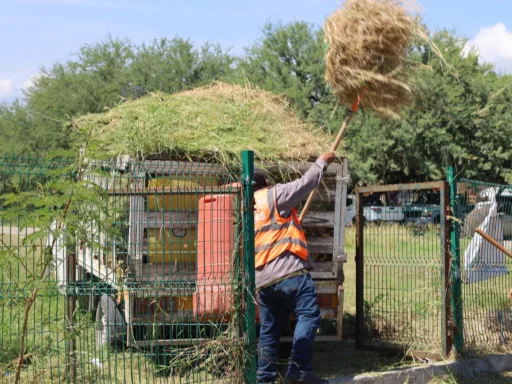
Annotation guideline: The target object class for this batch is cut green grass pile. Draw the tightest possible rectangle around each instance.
[71,81,331,164]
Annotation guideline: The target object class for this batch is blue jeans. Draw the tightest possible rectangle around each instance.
[257,271,322,383]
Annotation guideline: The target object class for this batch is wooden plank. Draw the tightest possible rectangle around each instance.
[129,174,145,278]
[310,261,337,279]
[262,160,344,176]
[142,211,197,229]
[108,186,239,196]
[332,158,349,262]
[302,211,334,228]
[129,338,208,347]
[135,161,229,175]
[355,192,364,350]
[337,285,344,341]
[356,181,445,194]
[310,188,336,203]
[78,251,118,288]
[308,237,334,254]
[314,280,338,294]
[138,263,196,282]
[280,335,341,343]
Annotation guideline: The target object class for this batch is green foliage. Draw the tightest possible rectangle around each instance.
[346,30,512,184]
[130,38,234,96]
[0,102,38,154]
[1,25,512,185]
[238,22,342,133]
[2,36,234,156]
[0,144,123,381]
[241,23,512,185]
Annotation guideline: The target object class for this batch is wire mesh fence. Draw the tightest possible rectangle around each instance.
[0,154,255,384]
[455,178,512,351]
[355,183,451,356]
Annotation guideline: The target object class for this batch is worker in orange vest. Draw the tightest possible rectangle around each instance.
[253,152,335,384]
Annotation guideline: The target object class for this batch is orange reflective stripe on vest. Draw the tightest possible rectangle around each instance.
[254,187,309,268]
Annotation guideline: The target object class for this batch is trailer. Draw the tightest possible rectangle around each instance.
[49,156,349,347]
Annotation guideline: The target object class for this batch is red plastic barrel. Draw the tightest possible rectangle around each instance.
[194,194,236,318]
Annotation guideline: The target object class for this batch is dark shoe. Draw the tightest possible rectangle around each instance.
[284,371,328,384]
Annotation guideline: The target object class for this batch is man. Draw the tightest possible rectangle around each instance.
[253,152,336,384]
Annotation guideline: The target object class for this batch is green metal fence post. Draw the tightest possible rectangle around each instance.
[242,150,257,384]
[448,165,464,353]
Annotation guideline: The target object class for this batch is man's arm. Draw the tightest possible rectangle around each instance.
[274,153,335,217]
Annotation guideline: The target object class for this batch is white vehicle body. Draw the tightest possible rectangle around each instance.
[345,195,404,225]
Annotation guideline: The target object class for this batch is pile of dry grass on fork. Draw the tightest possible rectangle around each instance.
[72,81,331,165]
[324,0,425,118]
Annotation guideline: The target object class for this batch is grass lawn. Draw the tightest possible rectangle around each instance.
[2,221,512,383]
[341,223,512,353]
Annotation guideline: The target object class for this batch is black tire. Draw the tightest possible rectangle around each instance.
[76,269,100,320]
[351,216,366,226]
[95,294,127,348]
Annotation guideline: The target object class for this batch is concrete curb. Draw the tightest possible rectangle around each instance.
[328,354,512,384]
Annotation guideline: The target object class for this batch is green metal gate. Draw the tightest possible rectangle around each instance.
[355,182,452,357]
[452,175,512,352]
[0,151,257,384]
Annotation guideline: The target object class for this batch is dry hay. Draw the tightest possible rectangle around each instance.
[324,0,423,118]
[71,81,331,164]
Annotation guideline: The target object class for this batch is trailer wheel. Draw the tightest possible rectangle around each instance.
[351,216,366,226]
[95,295,126,348]
[76,267,99,320]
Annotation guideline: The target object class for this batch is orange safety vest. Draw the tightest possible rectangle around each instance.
[254,187,309,268]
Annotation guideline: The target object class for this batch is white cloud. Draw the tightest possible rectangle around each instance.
[0,79,14,99]
[465,23,512,73]
[22,73,44,91]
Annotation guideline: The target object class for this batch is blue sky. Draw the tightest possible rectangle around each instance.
[1,0,511,102]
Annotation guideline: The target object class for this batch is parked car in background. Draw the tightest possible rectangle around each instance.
[403,191,441,224]
[346,194,404,225]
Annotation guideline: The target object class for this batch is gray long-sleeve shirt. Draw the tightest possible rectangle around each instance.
[255,158,328,289]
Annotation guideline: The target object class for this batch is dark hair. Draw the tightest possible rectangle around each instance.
[253,167,268,191]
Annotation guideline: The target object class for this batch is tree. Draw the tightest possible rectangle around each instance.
[0,101,38,154]
[130,38,234,96]
[17,36,234,155]
[239,22,341,133]
[242,22,512,185]
[346,30,512,184]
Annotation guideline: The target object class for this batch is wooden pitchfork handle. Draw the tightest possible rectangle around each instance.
[475,228,512,259]
[298,91,366,224]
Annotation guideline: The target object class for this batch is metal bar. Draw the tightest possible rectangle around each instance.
[65,253,77,383]
[356,181,445,194]
[440,182,453,357]
[262,160,344,176]
[332,160,344,261]
[135,160,229,175]
[355,191,365,350]
[335,158,348,341]
[107,187,239,196]
[337,285,344,341]
[129,338,209,347]
[475,229,512,258]
[301,211,336,227]
[242,150,257,384]
[279,335,342,343]
[448,166,464,353]
[307,237,335,255]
